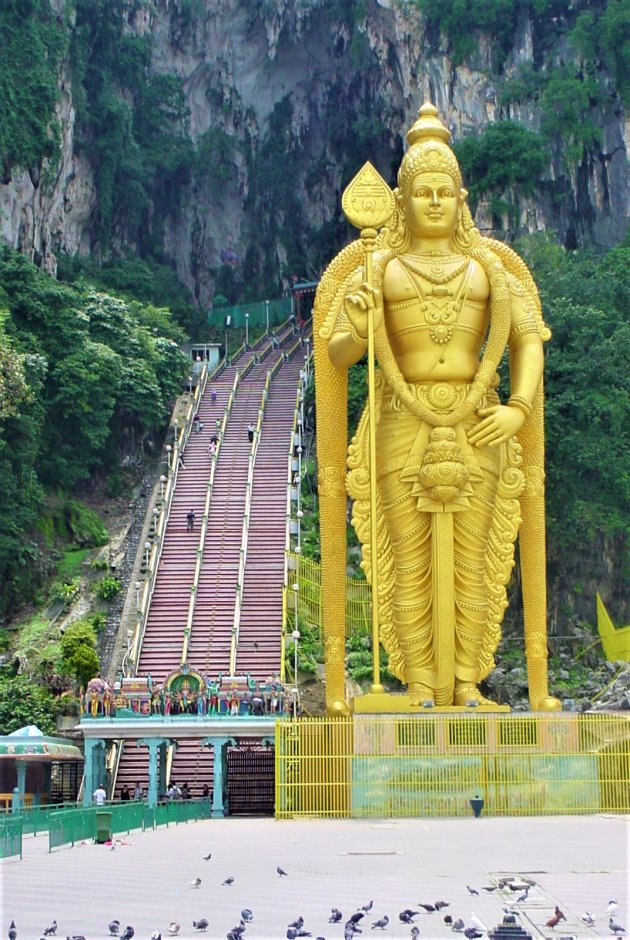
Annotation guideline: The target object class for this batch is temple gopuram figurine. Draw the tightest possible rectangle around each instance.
[314,102,561,713]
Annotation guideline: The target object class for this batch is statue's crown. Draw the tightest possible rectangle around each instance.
[406,102,451,147]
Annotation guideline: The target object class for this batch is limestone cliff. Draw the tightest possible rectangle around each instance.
[1,0,626,306]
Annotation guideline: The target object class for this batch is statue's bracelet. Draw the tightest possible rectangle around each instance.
[350,323,368,345]
[508,395,533,418]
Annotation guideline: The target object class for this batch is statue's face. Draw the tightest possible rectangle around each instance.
[401,171,461,240]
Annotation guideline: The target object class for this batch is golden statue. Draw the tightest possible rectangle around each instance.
[314,103,561,713]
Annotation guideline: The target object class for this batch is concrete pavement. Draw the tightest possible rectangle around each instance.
[2,815,628,940]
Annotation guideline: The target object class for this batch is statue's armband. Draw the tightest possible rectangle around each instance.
[507,275,541,346]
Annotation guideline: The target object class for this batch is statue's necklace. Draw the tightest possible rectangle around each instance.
[399,257,472,346]
[401,252,468,285]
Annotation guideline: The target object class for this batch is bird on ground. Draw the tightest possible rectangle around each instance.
[108,922,120,936]
[371,916,389,930]
[418,904,436,913]
[329,910,343,924]
[344,926,362,940]
[287,930,312,939]
[67,935,86,940]
[8,923,17,940]
[348,913,365,925]
[110,843,116,852]
[277,866,289,876]
[120,928,134,940]
[608,902,620,916]
[581,912,596,927]
[227,928,245,940]
[482,887,497,893]
[466,887,479,896]
[222,876,235,886]
[361,902,373,914]
[203,853,212,861]
[410,928,419,940]
[463,929,483,940]
[193,921,209,932]
[609,918,625,936]
[44,923,57,937]
[288,917,305,930]
[190,877,202,889]
[469,913,486,933]
[435,901,449,910]
[452,918,465,932]
[444,915,453,926]
[241,910,253,923]
[545,910,565,929]
[399,911,419,924]
[515,889,530,903]
[150,933,161,940]
[167,926,180,937]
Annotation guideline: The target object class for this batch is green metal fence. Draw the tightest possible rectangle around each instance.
[48,800,212,852]
[213,297,291,329]
[0,815,22,859]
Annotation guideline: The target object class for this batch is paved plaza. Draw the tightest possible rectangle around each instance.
[2,814,628,940]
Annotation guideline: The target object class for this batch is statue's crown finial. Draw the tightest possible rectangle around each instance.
[406,101,451,147]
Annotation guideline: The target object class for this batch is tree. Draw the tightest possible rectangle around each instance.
[0,675,56,735]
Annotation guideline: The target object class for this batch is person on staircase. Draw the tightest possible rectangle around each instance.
[186,509,195,532]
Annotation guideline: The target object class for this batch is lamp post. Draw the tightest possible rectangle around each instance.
[135,580,141,610]
[166,445,172,471]
[296,509,303,554]
[265,299,270,335]
[123,628,134,678]
[144,541,151,571]
[245,312,249,349]
[160,474,166,500]
[224,314,231,365]
[296,444,302,516]
[173,418,179,443]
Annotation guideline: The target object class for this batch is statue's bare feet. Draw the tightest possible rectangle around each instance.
[408,683,435,707]
[454,684,496,707]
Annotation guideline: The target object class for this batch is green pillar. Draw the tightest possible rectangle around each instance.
[159,743,168,799]
[204,736,236,818]
[139,738,171,807]
[83,739,105,807]
[12,763,27,812]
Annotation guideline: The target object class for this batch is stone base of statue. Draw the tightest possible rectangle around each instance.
[349,692,511,714]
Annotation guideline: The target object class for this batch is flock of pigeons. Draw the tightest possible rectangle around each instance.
[6,867,625,939]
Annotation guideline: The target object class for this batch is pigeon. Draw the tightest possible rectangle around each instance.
[399,911,419,924]
[464,930,483,940]
[108,922,120,937]
[277,866,289,877]
[469,913,486,932]
[418,904,436,913]
[410,929,419,940]
[288,918,305,930]
[329,910,343,924]
[190,877,202,889]
[452,919,465,932]
[120,929,134,940]
[545,911,565,929]
[241,910,253,923]
[150,933,161,940]
[361,902,374,914]
[287,931,311,940]
[348,912,365,924]
[371,916,388,930]
[44,924,57,937]
[167,926,180,937]
[435,901,449,910]
[482,887,497,893]
[515,889,529,903]
[8,923,17,940]
[202,853,212,861]
[344,926,362,940]
[67,935,86,940]
[110,842,116,851]
[466,886,479,896]
[608,902,620,916]
[444,915,453,926]
[581,912,596,927]
[222,876,235,886]
[609,918,625,936]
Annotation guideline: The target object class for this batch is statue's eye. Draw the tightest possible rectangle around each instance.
[441,188,454,197]
[415,188,429,197]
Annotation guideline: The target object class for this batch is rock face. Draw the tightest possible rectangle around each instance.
[1,0,627,298]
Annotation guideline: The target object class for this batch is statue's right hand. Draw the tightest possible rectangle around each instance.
[343,282,383,341]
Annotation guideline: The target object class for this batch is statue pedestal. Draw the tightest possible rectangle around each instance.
[350,692,510,714]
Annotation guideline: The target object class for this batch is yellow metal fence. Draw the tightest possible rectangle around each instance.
[275,713,630,818]
[286,551,371,636]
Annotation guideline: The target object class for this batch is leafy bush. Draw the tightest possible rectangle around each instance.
[49,578,80,605]
[95,575,122,601]
[0,675,57,735]
[60,619,100,687]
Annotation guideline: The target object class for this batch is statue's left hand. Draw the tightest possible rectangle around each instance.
[468,405,524,448]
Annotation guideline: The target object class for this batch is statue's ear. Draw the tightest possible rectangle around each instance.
[460,187,469,203]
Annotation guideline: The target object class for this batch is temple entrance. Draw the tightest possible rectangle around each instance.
[227,741,275,816]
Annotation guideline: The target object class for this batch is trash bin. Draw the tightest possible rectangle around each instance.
[95,811,112,844]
